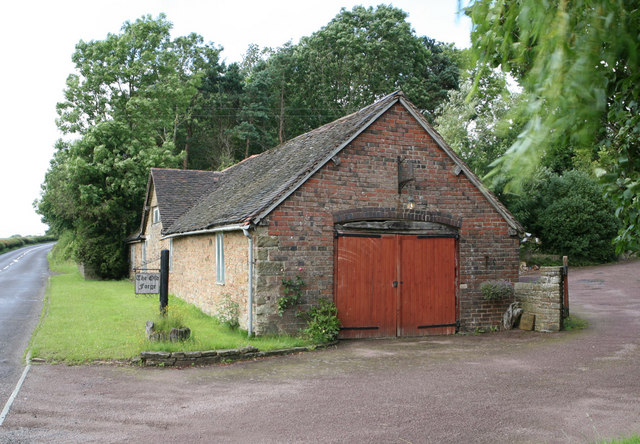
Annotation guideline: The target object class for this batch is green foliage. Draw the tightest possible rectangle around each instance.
[436,67,523,176]
[562,316,588,332]
[36,14,221,278]
[301,299,341,344]
[215,294,240,329]
[467,0,640,253]
[480,280,514,300]
[231,5,461,157]
[502,169,619,263]
[279,273,305,315]
[0,235,57,254]
[293,5,460,124]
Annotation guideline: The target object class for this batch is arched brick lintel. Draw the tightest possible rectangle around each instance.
[332,207,462,228]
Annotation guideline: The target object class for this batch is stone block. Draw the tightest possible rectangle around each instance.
[217,349,240,357]
[145,358,176,366]
[240,346,259,354]
[257,261,283,276]
[201,350,218,357]
[519,313,535,331]
[141,351,171,359]
[256,235,279,247]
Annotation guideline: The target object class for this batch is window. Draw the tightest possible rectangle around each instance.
[216,232,225,284]
[130,245,135,271]
[152,207,160,224]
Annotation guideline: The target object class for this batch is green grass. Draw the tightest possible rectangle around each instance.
[29,259,311,364]
[562,315,589,331]
[601,435,640,444]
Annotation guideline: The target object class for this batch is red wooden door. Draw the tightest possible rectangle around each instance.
[335,234,396,338]
[335,233,456,338]
[398,236,456,336]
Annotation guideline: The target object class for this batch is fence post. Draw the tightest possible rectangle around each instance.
[160,249,169,315]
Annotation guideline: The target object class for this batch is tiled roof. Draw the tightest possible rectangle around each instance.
[149,168,221,235]
[152,91,522,236]
[165,91,402,235]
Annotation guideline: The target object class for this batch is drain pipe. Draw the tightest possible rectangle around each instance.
[242,226,254,337]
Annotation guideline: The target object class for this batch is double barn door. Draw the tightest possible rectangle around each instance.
[335,233,457,338]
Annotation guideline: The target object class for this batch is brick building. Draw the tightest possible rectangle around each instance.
[129,91,523,337]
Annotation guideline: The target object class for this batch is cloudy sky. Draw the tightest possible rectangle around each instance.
[0,0,471,238]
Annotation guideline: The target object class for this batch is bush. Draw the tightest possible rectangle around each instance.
[301,299,341,343]
[480,280,514,300]
[502,169,620,263]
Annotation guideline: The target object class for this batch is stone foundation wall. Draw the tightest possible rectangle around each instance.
[515,267,564,332]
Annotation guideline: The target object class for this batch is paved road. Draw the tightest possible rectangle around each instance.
[0,244,53,413]
[1,259,639,443]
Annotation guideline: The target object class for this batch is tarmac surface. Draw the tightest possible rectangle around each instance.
[0,244,53,417]
[1,259,639,443]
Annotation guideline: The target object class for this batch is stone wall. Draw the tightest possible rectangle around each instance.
[515,267,564,332]
[258,102,520,334]
[170,231,249,328]
[143,187,170,270]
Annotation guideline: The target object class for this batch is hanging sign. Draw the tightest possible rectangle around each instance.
[135,272,160,294]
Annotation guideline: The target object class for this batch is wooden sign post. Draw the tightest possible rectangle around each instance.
[159,249,169,315]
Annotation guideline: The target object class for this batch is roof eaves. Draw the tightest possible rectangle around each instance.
[398,97,525,235]
[161,222,250,240]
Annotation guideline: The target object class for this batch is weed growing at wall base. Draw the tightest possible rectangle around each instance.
[300,299,341,343]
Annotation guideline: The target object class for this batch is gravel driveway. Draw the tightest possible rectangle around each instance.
[1,260,639,443]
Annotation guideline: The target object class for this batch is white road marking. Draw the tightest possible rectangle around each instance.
[0,244,50,274]
[0,352,31,426]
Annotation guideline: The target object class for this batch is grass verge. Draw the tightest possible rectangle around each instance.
[28,258,311,364]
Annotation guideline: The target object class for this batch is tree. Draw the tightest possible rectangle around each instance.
[38,14,222,278]
[228,4,461,157]
[294,5,459,127]
[466,0,640,252]
[503,169,619,264]
[435,67,523,176]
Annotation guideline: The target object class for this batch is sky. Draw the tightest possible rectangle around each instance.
[0,0,471,238]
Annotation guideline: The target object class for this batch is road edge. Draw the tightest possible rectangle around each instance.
[0,352,31,427]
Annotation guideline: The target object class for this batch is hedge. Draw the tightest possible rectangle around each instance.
[0,235,57,254]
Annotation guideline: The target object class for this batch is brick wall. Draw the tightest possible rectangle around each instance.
[515,267,564,332]
[258,103,520,334]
